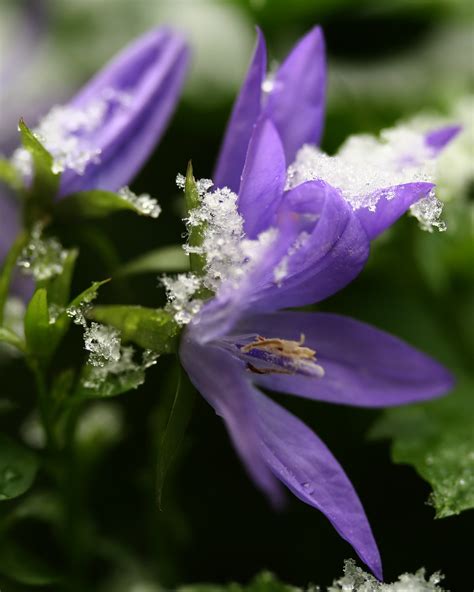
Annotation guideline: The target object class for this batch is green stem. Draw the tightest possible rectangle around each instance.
[0,230,28,325]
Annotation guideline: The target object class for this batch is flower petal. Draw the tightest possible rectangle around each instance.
[251,388,382,579]
[235,312,454,407]
[355,182,435,240]
[264,26,326,164]
[213,29,267,192]
[238,118,286,238]
[425,125,461,155]
[252,181,370,308]
[60,28,189,196]
[179,331,283,505]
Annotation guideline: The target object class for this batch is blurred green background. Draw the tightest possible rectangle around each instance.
[0,0,473,590]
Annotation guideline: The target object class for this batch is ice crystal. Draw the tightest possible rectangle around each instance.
[83,322,121,368]
[327,560,447,592]
[81,345,159,395]
[18,226,68,281]
[11,88,130,178]
[287,125,446,231]
[409,190,446,232]
[162,273,203,325]
[118,186,161,218]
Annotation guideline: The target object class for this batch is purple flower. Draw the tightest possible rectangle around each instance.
[1,27,189,295]
[175,120,454,579]
[11,27,189,198]
[214,26,460,237]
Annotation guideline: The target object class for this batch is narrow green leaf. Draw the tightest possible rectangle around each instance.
[0,231,28,326]
[0,434,38,501]
[38,248,78,307]
[0,158,23,192]
[0,327,26,353]
[77,364,147,399]
[24,288,52,361]
[117,245,189,277]
[185,162,206,273]
[88,305,179,353]
[156,365,195,506]
[55,189,158,219]
[18,119,59,225]
[67,278,111,311]
[371,379,474,517]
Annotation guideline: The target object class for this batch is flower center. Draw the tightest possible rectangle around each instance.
[237,334,325,378]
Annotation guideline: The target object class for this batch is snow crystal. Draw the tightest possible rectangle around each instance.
[327,560,447,592]
[161,273,203,325]
[11,88,130,178]
[81,345,159,393]
[287,125,446,231]
[410,190,446,232]
[83,322,121,368]
[118,186,161,218]
[18,225,68,281]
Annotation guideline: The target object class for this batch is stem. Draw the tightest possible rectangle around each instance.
[0,230,28,325]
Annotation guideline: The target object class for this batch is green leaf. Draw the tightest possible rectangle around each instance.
[39,248,78,307]
[0,159,23,192]
[88,305,179,354]
[0,434,38,501]
[185,162,206,274]
[371,380,474,517]
[55,189,159,219]
[0,231,28,326]
[117,245,189,277]
[156,365,195,506]
[0,327,26,353]
[24,289,53,363]
[76,362,147,399]
[0,541,59,585]
[18,119,60,226]
[177,572,299,592]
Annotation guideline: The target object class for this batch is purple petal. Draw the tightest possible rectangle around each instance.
[264,26,326,164]
[425,125,461,155]
[355,182,434,240]
[179,330,283,505]
[213,29,267,192]
[252,181,370,308]
[234,312,454,407]
[238,118,286,238]
[59,28,189,196]
[189,215,302,345]
[251,388,382,579]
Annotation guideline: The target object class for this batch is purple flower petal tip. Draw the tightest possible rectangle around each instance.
[59,27,190,196]
[264,25,326,164]
[425,124,462,153]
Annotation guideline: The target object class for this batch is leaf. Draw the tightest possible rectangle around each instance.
[76,363,147,399]
[117,245,189,277]
[177,572,299,592]
[185,162,206,274]
[371,379,474,517]
[55,189,158,219]
[39,248,78,307]
[0,158,23,192]
[88,305,179,354]
[0,434,38,501]
[0,231,28,326]
[0,327,26,353]
[24,288,53,363]
[156,365,195,506]
[0,541,59,585]
[18,119,59,225]
[67,278,111,311]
